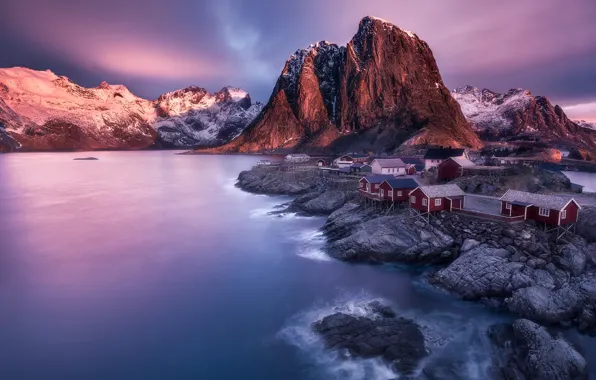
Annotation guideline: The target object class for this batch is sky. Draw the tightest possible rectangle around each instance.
[1,0,595,121]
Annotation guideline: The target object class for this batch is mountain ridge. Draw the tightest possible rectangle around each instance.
[0,67,261,151]
[204,16,482,154]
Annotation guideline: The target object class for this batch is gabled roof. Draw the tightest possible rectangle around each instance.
[371,158,406,168]
[286,153,310,158]
[424,148,465,160]
[499,190,580,211]
[401,157,425,171]
[412,184,466,198]
[382,178,419,189]
[361,174,394,184]
[446,157,475,167]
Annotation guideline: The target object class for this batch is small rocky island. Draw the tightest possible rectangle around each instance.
[237,165,596,378]
[73,157,99,160]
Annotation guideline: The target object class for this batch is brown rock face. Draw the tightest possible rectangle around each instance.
[212,17,481,153]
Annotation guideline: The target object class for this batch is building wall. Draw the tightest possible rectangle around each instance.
[359,178,368,190]
[425,159,442,171]
[409,188,429,211]
[429,196,447,212]
[500,201,509,215]
[450,197,463,210]
[438,159,463,181]
[511,204,527,218]
[379,182,416,202]
[561,202,579,225]
[527,206,560,225]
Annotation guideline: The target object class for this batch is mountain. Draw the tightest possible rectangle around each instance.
[576,120,596,131]
[452,86,596,151]
[208,16,482,154]
[0,67,261,151]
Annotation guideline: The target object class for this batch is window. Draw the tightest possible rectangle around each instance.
[422,198,428,206]
[538,208,550,217]
[435,198,442,206]
[505,203,511,210]
[501,160,506,164]
[562,210,567,219]
[411,196,416,203]
[380,189,384,197]
[366,183,370,192]
[397,191,403,197]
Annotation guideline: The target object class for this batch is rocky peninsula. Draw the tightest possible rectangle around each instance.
[237,166,596,378]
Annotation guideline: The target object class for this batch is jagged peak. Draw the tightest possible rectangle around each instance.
[358,16,418,38]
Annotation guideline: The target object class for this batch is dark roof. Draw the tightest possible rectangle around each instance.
[351,163,365,168]
[361,174,394,184]
[383,178,419,189]
[339,167,351,173]
[424,148,466,160]
[401,157,425,171]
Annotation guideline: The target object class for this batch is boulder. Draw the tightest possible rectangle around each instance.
[313,302,428,376]
[460,238,480,253]
[326,215,453,263]
[509,319,588,380]
[298,190,350,215]
[506,286,583,324]
[560,243,587,276]
[430,246,525,299]
[576,207,596,243]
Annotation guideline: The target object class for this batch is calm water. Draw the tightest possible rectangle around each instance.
[0,151,594,380]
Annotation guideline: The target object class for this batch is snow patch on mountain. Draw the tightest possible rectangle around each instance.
[576,120,596,131]
[452,85,533,135]
[0,67,261,150]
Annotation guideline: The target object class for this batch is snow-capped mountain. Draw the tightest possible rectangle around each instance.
[208,16,481,154]
[452,85,596,151]
[576,120,596,131]
[0,67,261,151]
[154,86,262,147]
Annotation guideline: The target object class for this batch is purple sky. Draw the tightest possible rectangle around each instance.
[1,0,595,120]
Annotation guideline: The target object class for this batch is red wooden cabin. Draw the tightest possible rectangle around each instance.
[437,157,475,181]
[406,164,417,175]
[409,184,466,213]
[499,190,580,226]
[358,175,394,194]
[379,178,419,202]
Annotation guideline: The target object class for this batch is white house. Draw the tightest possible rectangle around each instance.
[370,158,407,175]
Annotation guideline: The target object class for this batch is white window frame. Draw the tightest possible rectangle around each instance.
[380,189,384,197]
[561,210,567,219]
[505,203,511,210]
[538,207,550,217]
[366,183,370,192]
[397,191,403,197]
[435,198,442,206]
[411,196,416,203]
[422,198,428,206]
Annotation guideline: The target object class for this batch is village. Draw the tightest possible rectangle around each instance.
[253,147,587,241]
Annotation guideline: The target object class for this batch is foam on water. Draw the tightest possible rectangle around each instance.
[292,229,332,262]
[279,293,507,380]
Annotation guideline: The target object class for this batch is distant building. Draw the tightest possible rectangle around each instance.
[285,153,310,163]
[423,147,467,171]
[350,163,372,174]
[335,154,369,168]
[437,157,476,181]
[316,159,330,167]
[499,190,580,226]
[370,158,407,175]
[409,184,466,213]
[256,160,272,166]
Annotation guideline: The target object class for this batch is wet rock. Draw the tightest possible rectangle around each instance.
[292,190,353,215]
[430,246,524,299]
[506,286,582,324]
[577,207,596,243]
[313,303,428,376]
[460,239,480,253]
[561,243,587,276]
[237,169,315,195]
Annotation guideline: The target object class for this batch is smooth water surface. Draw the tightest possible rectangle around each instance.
[1,151,594,379]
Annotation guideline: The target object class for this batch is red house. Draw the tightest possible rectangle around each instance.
[437,157,475,181]
[406,164,417,175]
[409,184,466,214]
[358,175,394,194]
[499,190,580,226]
[379,178,419,202]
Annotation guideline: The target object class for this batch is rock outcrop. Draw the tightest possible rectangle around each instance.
[208,16,482,154]
[453,86,596,152]
[489,320,588,380]
[0,67,260,151]
[313,301,428,376]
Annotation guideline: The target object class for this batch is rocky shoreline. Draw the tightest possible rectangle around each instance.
[237,167,596,378]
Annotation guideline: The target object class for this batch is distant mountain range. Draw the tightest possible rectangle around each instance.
[452,86,596,152]
[0,67,262,151]
[1,17,594,155]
